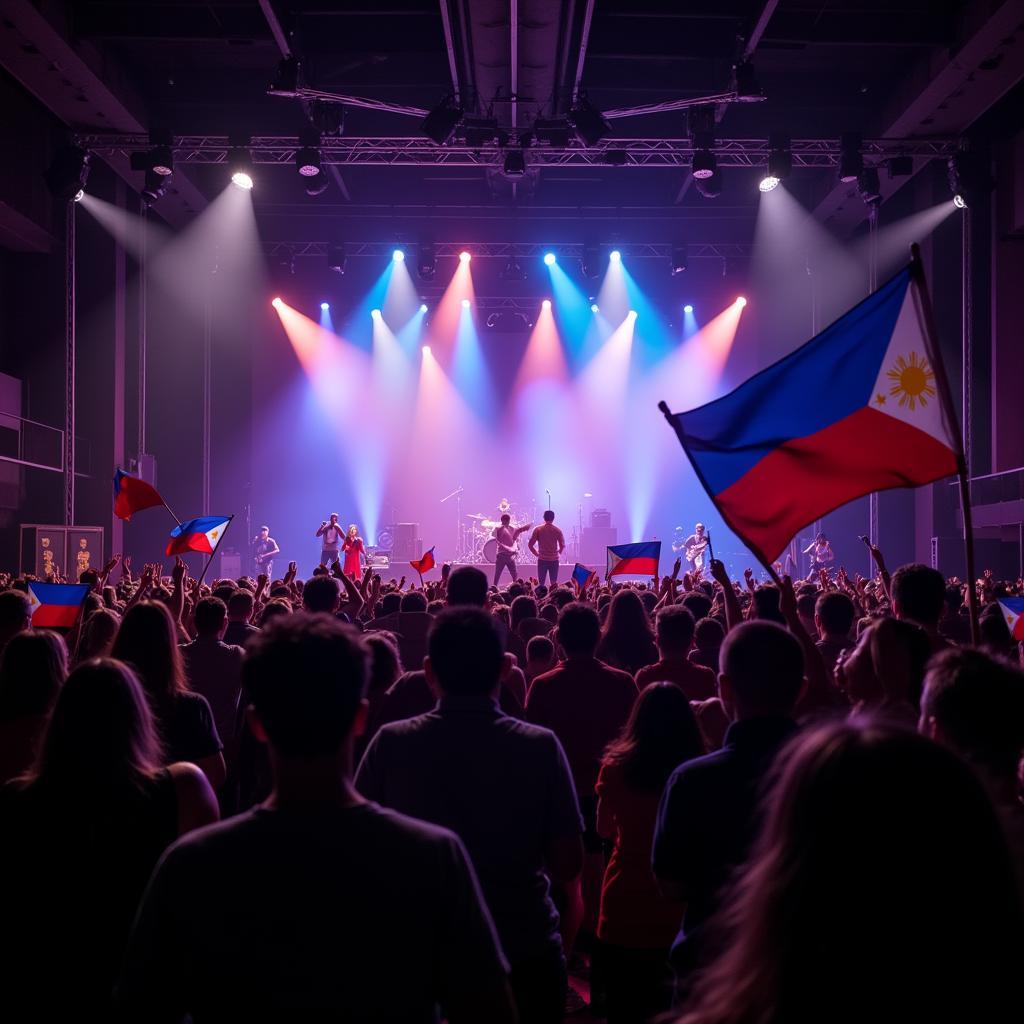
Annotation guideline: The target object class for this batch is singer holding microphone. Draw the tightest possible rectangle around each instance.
[253,525,280,578]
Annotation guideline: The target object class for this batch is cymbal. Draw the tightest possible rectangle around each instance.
[481,519,501,528]
[465,513,488,520]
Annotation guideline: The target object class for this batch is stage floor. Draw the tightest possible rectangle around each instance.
[373,561,598,583]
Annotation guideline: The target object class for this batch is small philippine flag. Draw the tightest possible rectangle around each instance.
[166,515,233,557]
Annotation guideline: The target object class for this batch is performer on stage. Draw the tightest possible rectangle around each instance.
[528,510,565,587]
[316,513,343,567]
[342,524,366,581]
[683,522,709,572]
[253,525,280,578]
[493,513,531,586]
[804,532,835,577]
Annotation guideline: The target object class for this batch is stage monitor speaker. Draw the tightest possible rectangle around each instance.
[591,508,612,528]
[582,526,617,568]
[392,524,421,561]
[220,551,242,580]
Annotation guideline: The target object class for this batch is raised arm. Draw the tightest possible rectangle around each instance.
[709,558,743,633]
[315,521,328,538]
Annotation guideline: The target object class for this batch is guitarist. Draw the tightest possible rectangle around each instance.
[683,522,709,573]
[493,513,531,586]
[253,525,280,578]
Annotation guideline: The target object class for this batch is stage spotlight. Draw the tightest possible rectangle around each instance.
[683,303,693,313]
[459,251,471,264]
[695,170,722,199]
[228,147,254,190]
[947,150,991,211]
[609,249,622,263]
[422,97,462,145]
[691,149,717,180]
[591,303,599,313]
[569,95,611,147]
[44,145,91,202]
[628,310,638,319]
[953,193,967,210]
[670,244,687,275]
[736,296,747,307]
[392,248,405,262]
[543,252,556,266]
[416,242,436,279]
[320,301,329,311]
[503,149,527,177]
[420,303,428,313]
[327,243,346,274]
[542,299,552,310]
[271,297,282,308]
[141,168,168,206]
[838,133,863,183]
[422,345,431,355]
[857,166,882,205]
[371,308,382,318]
[461,298,471,309]
[759,137,791,193]
[296,146,321,178]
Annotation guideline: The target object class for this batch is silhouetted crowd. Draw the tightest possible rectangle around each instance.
[0,551,1022,1023]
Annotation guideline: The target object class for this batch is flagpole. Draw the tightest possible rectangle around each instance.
[162,501,182,528]
[909,244,979,645]
[195,514,234,591]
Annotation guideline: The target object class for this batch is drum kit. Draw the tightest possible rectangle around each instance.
[462,498,536,563]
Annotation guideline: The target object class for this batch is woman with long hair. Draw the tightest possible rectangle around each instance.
[0,658,219,1017]
[597,683,705,1023]
[0,629,68,784]
[596,589,658,675]
[675,719,1024,1024]
[342,523,366,581]
[76,606,120,662]
[111,601,226,787]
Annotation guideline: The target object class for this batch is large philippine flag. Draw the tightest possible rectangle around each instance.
[663,264,960,567]
[166,515,232,557]
[997,598,1024,642]
[27,581,90,629]
[607,541,661,579]
[113,467,165,522]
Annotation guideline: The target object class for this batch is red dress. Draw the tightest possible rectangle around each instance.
[342,537,365,580]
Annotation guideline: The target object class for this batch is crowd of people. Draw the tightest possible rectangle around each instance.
[0,545,1022,1023]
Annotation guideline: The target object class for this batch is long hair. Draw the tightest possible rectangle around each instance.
[27,658,163,794]
[110,601,188,713]
[77,608,120,662]
[598,589,656,668]
[0,629,68,720]
[602,682,704,792]
[676,718,1024,1024]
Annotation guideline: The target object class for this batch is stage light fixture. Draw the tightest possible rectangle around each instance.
[271,297,282,308]
[568,95,611,147]
[459,251,471,264]
[736,296,747,307]
[543,252,556,266]
[670,244,687,275]
[268,56,301,97]
[421,97,462,145]
[857,166,882,205]
[296,146,321,178]
[734,61,764,101]
[684,303,694,313]
[393,248,405,262]
[838,134,863,183]
[695,169,723,199]
[463,116,499,148]
[953,193,967,210]
[590,303,599,313]
[327,243,346,274]
[503,149,527,177]
[691,149,717,180]
[534,118,572,147]
[320,302,329,311]
[149,144,173,177]
[947,150,991,211]
[141,168,168,206]
[228,147,254,190]
[416,243,436,279]
[44,145,91,202]
[628,309,638,319]
[461,298,471,309]
[759,136,791,193]
[609,249,622,263]
[370,308,381,319]
[542,299,552,310]
[422,345,431,355]
[420,303,428,313]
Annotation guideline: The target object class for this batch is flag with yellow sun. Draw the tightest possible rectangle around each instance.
[662,261,961,568]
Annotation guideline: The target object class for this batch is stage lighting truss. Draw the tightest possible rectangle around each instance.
[78,134,959,172]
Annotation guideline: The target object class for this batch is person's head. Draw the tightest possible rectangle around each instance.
[526,634,555,667]
[752,584,786,624]
[682,591,712,623]
[400,591,427,613]
[891,563,945,629]
[29,658,163,792]
[540,603,558,625]
[0,589,32,654]
[446,565,488,607]
[694,616,725,652]
[347,524,358,539]
[211,583,236,604]
[603,682,705,793]
[364,632,402,696]
[329,512,339,525]
[815,591,856,639]
[425,607,507,697]
[603,589,654,642]
[511,594,537,630]
[695,522,705,536]
[0,629,68,721]
[678,719,1024,1024]
[815,532,827,544]
[227,589,255,623]
[243,613,368,761]
[920,647,1024,780]
[719,621,803,720]
[543,509,555,523]
[837,616,930,711]
[302,575,341,615]
[78,608,120,661]
[258,526,269,541]
[555,602,601,658]
[978,602,1016,657]
[500,513,511,526]
[944,584,964,615]
[379,591,402,615]
[655,605,697,658]
[194,596,228,639]
[111,601,188,704]
[258,598,292,627]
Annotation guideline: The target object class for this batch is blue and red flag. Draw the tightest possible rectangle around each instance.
[113,467,165,522]
[997,598,1024,642]
[166,515,232,557]
[662,263,960,567]
[572,563,598,590]
[27,581,90,629]
[411,547,436,576]
[607,541,661,579]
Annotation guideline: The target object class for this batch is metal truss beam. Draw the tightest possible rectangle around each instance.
[77,134,958,170]
[263,241,752,260]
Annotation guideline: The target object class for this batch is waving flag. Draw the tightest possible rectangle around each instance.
[410,547,436,576]
[661,262,960,567]
[27,581,90,628]
[166,515,232,557]
[572,562,598,590]
[113,467,165,521]
[607,541,661,579]
[997,598,1024,642]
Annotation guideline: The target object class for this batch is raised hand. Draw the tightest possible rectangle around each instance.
[709,558,730,588]
[743,567,756,591]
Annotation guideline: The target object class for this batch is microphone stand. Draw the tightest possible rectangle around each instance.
[440,485,464,561]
